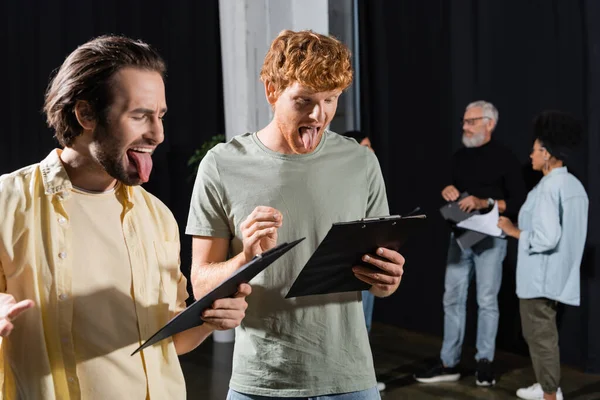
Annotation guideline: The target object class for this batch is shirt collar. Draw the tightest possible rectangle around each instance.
[39,149,134,206]
[544,166,568,179]
[40,149,73,196]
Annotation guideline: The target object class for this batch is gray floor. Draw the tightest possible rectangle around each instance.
[179,323,600,400]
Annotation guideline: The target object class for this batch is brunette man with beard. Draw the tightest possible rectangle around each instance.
[0,36,250,399]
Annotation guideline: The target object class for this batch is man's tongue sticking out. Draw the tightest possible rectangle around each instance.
[127,150,153,183]
[299,127,318,151]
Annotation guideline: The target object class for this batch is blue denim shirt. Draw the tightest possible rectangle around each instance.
[517,167,588,305]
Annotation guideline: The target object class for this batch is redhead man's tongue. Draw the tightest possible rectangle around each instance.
[127,150,153,183]
[299,127,319,151]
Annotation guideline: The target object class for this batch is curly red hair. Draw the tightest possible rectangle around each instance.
[260,30,353,94]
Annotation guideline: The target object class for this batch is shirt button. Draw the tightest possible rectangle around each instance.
[58,251,67,259]
[58,216,67,225]
[59,293,68,301]
[62,337,69,343]
[67,377,75,383]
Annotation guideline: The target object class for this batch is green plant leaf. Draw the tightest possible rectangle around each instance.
[187,134,226,179]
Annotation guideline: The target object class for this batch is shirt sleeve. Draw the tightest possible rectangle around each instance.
[519,190,561,254]
[163,225,189,318]
[0,260,5,293]
[0,175,18,294]
[173,272,189,317]
[185,151,232,238]
[365,151,390,217]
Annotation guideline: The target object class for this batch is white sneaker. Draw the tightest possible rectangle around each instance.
[376,381,386,392]
[516,383,563,400]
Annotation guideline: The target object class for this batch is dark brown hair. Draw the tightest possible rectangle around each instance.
[44,35,166,147]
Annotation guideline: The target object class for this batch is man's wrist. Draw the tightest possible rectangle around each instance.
[478,198,488,209]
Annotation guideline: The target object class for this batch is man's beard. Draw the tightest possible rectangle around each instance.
[91,123,142,186]
[462,131,486,148]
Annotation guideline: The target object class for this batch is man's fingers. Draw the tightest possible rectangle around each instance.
[243,221,281,239]
[371,248,405,266]
[6,300,34,321]
[204,318,242,331]
[248,211,281,224]
[203,308,245,319]
[353,273,396,292]
[247,227,276,245]
[443,186,460,202]
[210,295,249,311]
[234,283,252,298]
[353,265,401,286]
[458,198,474,212]
[0,319,14,337]
[241,207,283,231]
[251,206,281,215]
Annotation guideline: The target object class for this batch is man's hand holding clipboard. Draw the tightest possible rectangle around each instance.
[351,208,423,298]
[286,210,427,299]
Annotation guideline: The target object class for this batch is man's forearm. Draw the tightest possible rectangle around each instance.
[191,252,248,299]
[173,323,214,355]
[476,198,506,213]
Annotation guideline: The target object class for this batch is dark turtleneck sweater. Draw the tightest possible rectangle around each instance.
[451,139,526,219]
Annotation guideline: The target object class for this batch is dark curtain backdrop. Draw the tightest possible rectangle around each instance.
[0,0,225,286]
[359,0,600,373]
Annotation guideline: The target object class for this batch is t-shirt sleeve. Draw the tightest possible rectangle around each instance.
[365,151,390,217]
[185,151,232,238]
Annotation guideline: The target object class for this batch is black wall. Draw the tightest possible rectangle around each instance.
[3,0,600,374]
[0,0,225,284]
[359,0,600,373]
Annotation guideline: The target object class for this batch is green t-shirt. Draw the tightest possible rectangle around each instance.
[186,131,389,397]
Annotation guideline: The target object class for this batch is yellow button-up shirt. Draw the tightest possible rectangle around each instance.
[0,150,189,399]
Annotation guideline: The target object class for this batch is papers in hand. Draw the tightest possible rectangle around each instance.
[456,202,504,237]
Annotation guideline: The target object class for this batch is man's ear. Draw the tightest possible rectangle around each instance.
[264,81,279,106]
[486,118,496,133]
[74,100,97,131]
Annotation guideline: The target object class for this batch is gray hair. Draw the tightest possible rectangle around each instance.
[466,100,499,128]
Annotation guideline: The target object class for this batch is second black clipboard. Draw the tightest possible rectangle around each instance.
[132,237,305,355]
[285,215,426,298]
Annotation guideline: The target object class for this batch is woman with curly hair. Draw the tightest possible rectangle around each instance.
[498,111,589,400]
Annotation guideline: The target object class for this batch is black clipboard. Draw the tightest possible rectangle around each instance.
[285,215,426,299]
[439,192,480,222]
[439,192,488,250]
[132,238,305,355]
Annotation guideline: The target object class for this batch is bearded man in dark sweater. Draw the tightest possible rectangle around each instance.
[415,101,526,387]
